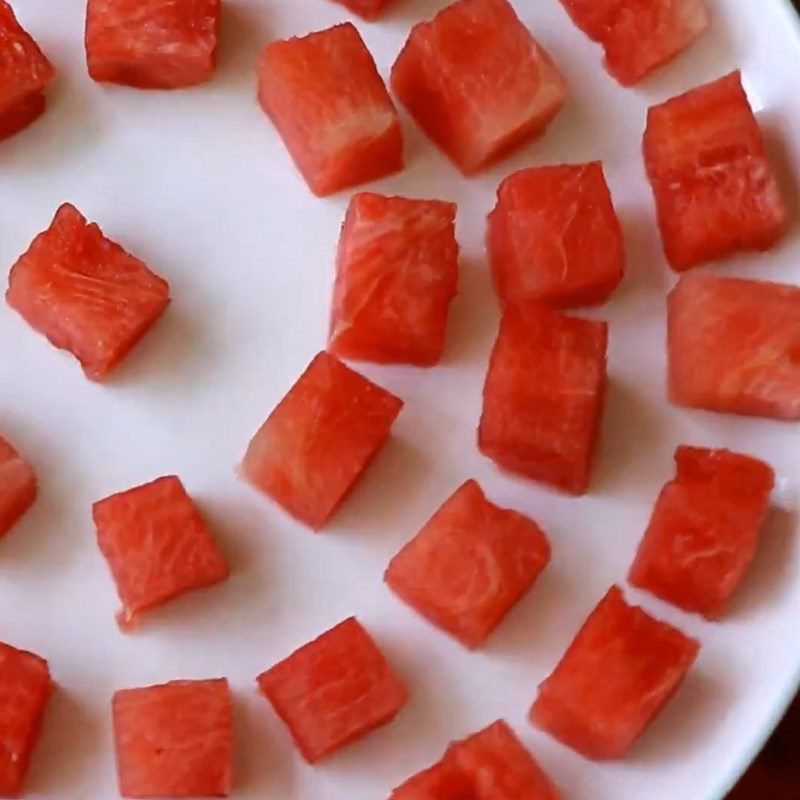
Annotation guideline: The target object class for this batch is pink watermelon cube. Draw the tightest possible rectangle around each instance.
[629,446,775,619]
[0,435,36,539]
[257,23,403,196]
[240,351,403,529]
[113,679,233,798]
[330,0,394,20]
[328,192,459,366]
[385,480,551,648]
[93,476,230,630]
[487,162,624,309]
[530,586,699,759]
[668,274,800,420]
[479,304,607,494]
[391,0,568,174]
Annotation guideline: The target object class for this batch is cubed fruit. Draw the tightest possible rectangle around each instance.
[487,162,624,309]
[391,720,562,799]
[391,0,568,174]
[113,679,232,798]
[331,0,393,20]
[258,23,402,196]
[643,71,786,271]
[240,351,403,529]
[668,274,800,420]
[559,0,709,86]
[479,304,607,494]
[257,617,408,762]
[328,193,459,366]
[93,476,230,630]
[85,0,221,89]
[0,435,36,539]
[629,446,775,619]
[385,480,551,648]
[530,585,699,759]
[0,1,55,141]
[6,203,170,381]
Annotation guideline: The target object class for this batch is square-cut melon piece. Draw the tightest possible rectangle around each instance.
[0,435,36,539]
[330,0,394,20]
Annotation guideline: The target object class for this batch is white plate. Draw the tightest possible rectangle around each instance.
[2,0,800,798]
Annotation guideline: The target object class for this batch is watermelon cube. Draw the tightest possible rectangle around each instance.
[629,446,775,619]
[559,0,710,86]
[257,617,408,762]
[0,1,55,141]
[530,585,699,759]
[644,71,787,271]
[479,304,607,494]
[487,162,624,309]
[258,23,403,196]
[330,0,393,20]
[391,0,569,174]
[0,642,52,797]
[328,193,459,366]
[6,203,170,381]
[391,720,562,800]
[113,679,232,798]
[85,0,221,89]
[240,351,403,529]
[0,435,36,539]
[93,476,230,630]
[668,274,800,420]
[385,480,551,648]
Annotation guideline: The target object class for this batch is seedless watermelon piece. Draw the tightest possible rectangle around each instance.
[391,0,568,174]
[329,193,459,366]
[530,586,699,759]
[93,476,230,630]
[479,304,607,494]
[668,274,800,420]
[258,23,403,196]
[6,203,170,381]
[240,351,403,529]
[330,0,394,20]
[487,162,624,308]
[385,480,551,648]
[113,679,233,798]
[85,0,221,89]
[0,642,52,797]
[0,435,36,539]
[257,617,408,762]
[629,446,775,619]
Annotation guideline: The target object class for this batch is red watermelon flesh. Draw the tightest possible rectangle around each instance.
[487,162,624,309]
[328,192,459,366]
[529,585,699,759]
[629,446,775,619]
[85,0,221,89]
[479,304,607,495]
[644,71,786,270]
[258,23,403,197]
[391,0,568,175]
[257,617,408,763]
[385,480,551,648]
[113,679,232,798]
[0,435,36,539]
[0,642,52,798]
[6,203,170,381]
[93,476,230,630]
[331,0,394,20]
[668,274,800,420]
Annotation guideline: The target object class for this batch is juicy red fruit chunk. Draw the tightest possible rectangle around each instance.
[530,585,699,759]
[0,435,36,539]
[85,0,221,89]
[643,71,787,271]
[391,0,568,174]
[328,193,459,366]
[258,23,403,196]
[487,162,624,309]
[113,679,233,798]
[385,480,551,648]
[629,446,775,619]
[331,0,394,20]
[240,351,403,529]
[93,475,230,630]
[668,274,800,420]
[257,617,408,762]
